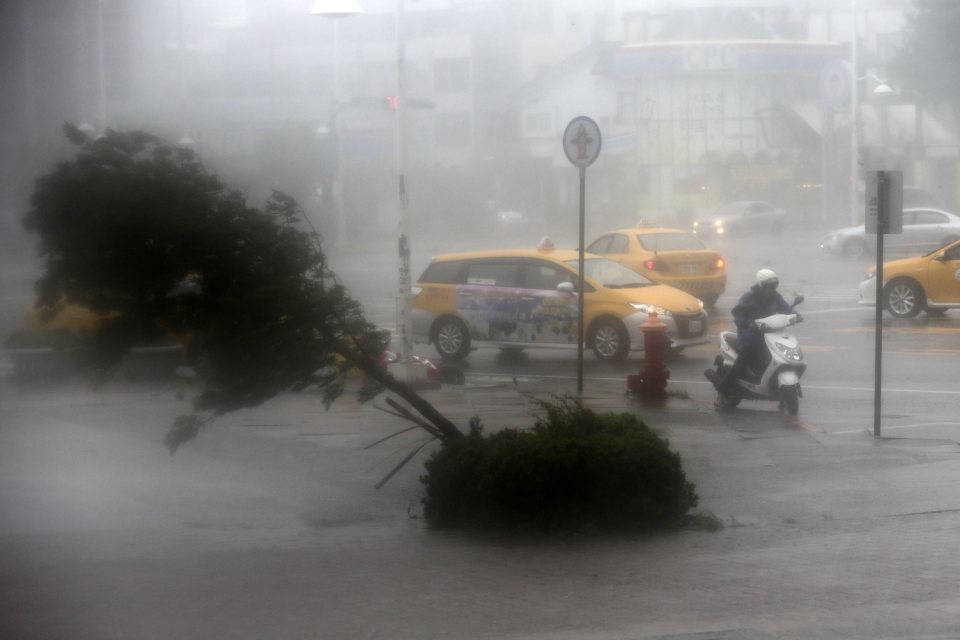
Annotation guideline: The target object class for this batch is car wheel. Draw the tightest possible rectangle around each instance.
[589,318,630,361]
[779,384,800,416]
[885,280,924,319]
[843,237,868,259]
[699,293,720,307]
[433,317,471,361]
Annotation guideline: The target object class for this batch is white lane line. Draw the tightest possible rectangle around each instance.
[834,422,960,435]
[466,372,960,397]
[797,307,873,316]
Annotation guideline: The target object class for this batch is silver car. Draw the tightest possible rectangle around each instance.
[819,208,960,259]
[692,201,788,237]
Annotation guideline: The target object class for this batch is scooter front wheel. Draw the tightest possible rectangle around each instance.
[779,384,800,416]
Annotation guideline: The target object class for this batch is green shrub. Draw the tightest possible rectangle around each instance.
[421,398,698,533]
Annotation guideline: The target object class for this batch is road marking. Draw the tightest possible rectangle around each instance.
[799,307,874,316]
[466,372,960,397]
[833,325,960,334]
[889,348,960,356]
[834,421,960,435]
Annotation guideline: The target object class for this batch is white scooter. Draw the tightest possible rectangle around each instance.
[704,296,806,416]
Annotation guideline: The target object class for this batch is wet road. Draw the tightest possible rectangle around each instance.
[330,227,960,437]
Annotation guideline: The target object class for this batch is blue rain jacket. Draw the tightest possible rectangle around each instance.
[731,286,794,352]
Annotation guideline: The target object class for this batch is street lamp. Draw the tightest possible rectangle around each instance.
[873,82,894,169]
[310,0,364,247]
[394,0,415,369]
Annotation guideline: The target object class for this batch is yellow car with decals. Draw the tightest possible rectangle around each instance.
[586,226,726,306]
[859,239,960,318]
[411,245,708,361]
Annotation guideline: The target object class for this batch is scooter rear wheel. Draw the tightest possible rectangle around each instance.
[714,391,741,410]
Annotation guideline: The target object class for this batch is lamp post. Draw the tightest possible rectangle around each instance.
[310,0,363,247]
[395,0,413,365]
[95,0,106,132]
[873,82,894,169]
[849,0,858,225]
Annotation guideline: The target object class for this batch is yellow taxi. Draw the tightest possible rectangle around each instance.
[859,239,960,318]
[585,225,726,306]
[411,243,709,361]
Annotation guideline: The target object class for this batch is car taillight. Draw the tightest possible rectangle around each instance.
[711,257,725,270]
[644,259,669,272]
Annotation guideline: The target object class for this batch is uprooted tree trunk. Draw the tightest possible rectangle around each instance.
[352,352,463,442]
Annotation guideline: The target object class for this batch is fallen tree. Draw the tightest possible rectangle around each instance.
[24,125,463,451]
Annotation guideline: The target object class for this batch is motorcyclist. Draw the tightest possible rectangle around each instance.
[718,268,796,394]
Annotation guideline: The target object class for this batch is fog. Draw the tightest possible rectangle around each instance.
[2,1,942,263]
[5,2,960,639]
[4,0,954,335]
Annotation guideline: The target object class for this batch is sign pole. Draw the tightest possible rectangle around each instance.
[866,169,901,438]
[562,116,602,397]
[873,171,886,438]
[577,166,586,394]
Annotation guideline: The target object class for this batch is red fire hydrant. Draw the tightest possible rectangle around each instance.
[627,311,671,400]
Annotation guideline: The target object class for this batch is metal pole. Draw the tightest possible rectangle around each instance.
[96,0,106,131]
[577,166,586,395]
[177,0,187,136]
[850,0,859,226]
[333,20,346,247]
[821,106,833,224]
[873,171,886,438]
[396,0,413,363]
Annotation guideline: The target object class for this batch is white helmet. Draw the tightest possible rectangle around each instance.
[755,268,779,290]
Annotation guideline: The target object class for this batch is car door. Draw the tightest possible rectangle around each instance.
[911,210,950,252]
[458,259,522,343]
[518,260,579,344]
[886,211,917,252]
[925,242,960,303]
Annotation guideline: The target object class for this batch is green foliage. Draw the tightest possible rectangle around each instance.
[26,125,388,419]
[421,397,698,533]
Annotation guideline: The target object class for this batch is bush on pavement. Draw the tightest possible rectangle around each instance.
[421,398,698,533]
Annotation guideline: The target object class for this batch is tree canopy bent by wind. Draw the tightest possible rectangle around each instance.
[26,125,462,450]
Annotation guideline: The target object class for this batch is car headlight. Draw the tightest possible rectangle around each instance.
[629,302,672,317]
[693,221,700,227]
[775,342,803,361]
[713,220,723,227]
[863,271,876,281]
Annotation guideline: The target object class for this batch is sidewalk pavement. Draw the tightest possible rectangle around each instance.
[1,371,959,640]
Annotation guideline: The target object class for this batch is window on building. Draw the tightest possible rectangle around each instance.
[434,58,470,93]
[435,112,471,147]
[616,92,637,124]
[524,112,552,135]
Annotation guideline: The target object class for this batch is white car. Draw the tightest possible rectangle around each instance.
[820,208,960,259]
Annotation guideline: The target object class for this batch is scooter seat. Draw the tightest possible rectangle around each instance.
[721,331,741,354]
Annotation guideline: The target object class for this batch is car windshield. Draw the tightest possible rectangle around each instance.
[564,257,653,288]
[637,232,705,251]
